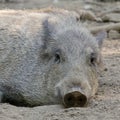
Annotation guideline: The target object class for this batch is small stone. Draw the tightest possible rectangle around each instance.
[104,68,108,71]
[102,13,120,22]
[108,30,120,39]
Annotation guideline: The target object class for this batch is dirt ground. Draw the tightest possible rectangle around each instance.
[0,0,120,120]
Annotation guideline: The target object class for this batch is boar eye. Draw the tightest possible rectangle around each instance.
[54,52,61,64]
[90,53,97,66]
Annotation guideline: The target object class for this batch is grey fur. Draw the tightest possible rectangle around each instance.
[0,9,105,107]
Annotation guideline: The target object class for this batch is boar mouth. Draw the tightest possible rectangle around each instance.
[63,90,87,108]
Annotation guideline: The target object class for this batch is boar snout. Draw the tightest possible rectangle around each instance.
[63,90,87,108]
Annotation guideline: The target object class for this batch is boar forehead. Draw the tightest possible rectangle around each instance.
[43,22,99,60]
[58,29,98,53]
[43,17,99,58]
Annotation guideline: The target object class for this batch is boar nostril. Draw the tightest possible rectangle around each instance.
[64,93,75,107]
[77,95,87,107]
[68,96,72,101]
[63,91,87,108]
[78,97,83,102]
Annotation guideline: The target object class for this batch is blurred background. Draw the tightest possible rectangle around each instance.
[0,0,120,12]
[0,0,120,39]
[0,0,119,39]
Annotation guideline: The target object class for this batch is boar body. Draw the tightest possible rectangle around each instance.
[0,9,105,107]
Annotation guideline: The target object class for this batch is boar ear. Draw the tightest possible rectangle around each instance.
[95,31,107,49]
[43,18,57,36]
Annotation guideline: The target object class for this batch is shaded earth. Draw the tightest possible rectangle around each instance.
[0,0,120,120]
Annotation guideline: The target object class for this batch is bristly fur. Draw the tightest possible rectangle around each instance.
[0,8,105,107]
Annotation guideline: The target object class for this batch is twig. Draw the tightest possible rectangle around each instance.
[90,23,120,34]
[98,8,120,17]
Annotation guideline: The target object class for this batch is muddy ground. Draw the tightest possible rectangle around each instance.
[0,0,120,120]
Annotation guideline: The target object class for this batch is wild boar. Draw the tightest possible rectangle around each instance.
[0,9,106,107]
